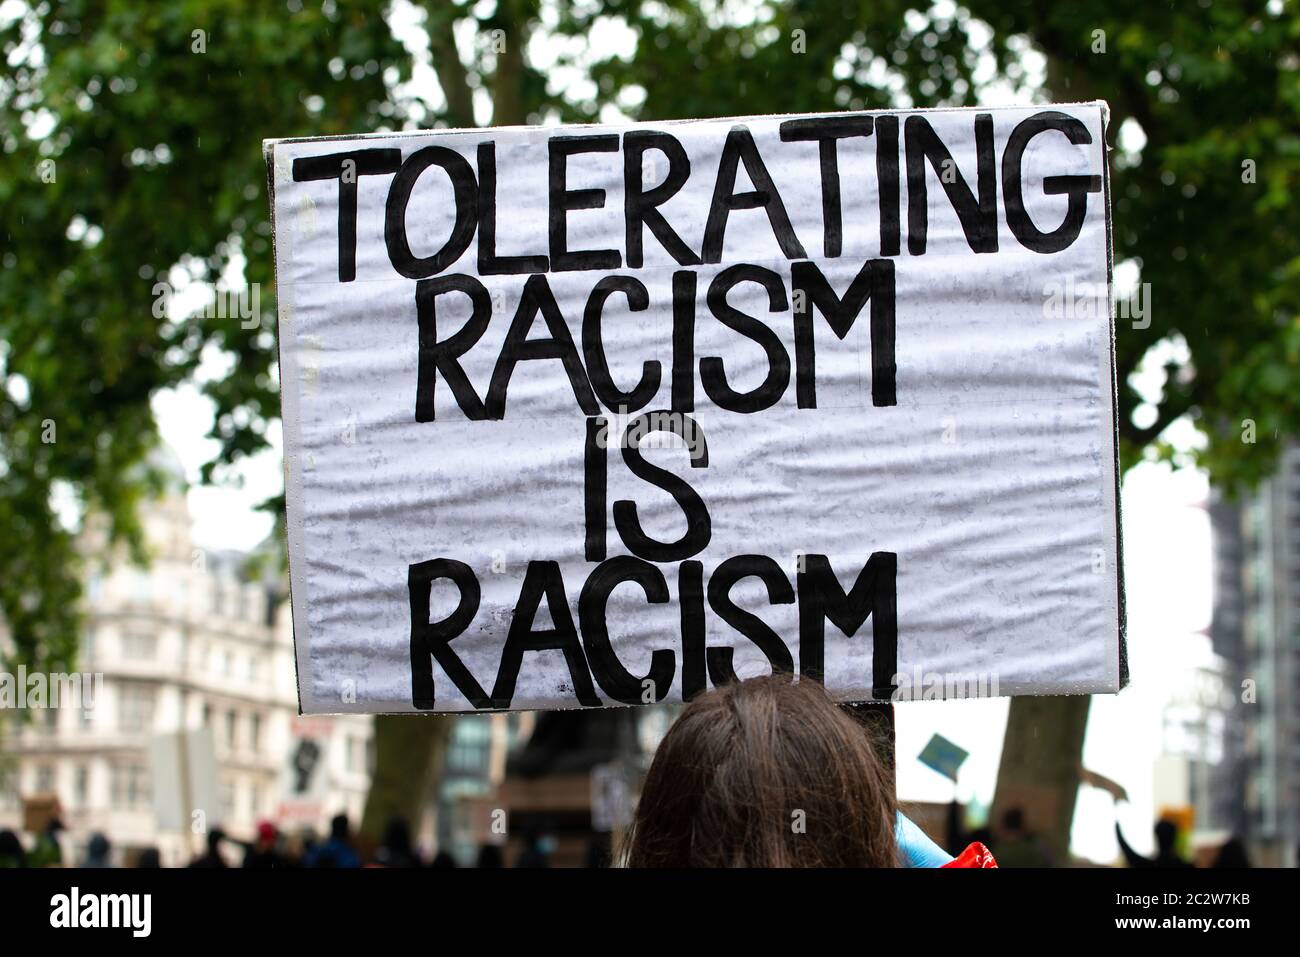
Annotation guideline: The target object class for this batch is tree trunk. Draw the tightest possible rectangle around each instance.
[490,0,533,126]
[354,0,532,859]
[359,714,455,847]
[990,695,1090,864]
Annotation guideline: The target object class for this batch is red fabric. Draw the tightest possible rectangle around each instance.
[942,843,997,868]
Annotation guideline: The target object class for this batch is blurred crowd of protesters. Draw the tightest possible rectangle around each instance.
[0,800,1264,871]
[0,810,1266,871]
[0,802,1262,871]
[939,802,1255,869]
[0,811,542,869]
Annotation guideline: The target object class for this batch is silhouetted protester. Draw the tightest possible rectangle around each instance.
[1116,818,1193,868]
[0,829,26,868]
[28,817,65,868]
[294,827,319,864]
[944,799,966,855]
[81,832,112,868]
[584,833,612,868]
[189,828,229,868]
[304,813,360,868]
[475,843,504,868]
[244,821,292,868]
[940,801,994,857]
[967,827,995,854]
[372,816,420,867]
[993,808,1054,867]
[514,828,551,868]
[1211,836,1251,869]
[430,850,457,868]
[135,847,162,868]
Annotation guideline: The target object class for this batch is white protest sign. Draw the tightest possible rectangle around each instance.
[276,716,332,826]
[149,728,219,832]
[265,103,1123,715]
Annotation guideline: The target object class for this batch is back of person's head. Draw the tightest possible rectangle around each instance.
[256,820,278,848]
[0,828,25,866]
[298,827,319,853]
[135,847,162,868]
[381,815,411,853]
[1154,818,1178,852]
[330,813,350,842]
[625,674,897,867]
[475,843,504,868]
[1212,836,1250,868]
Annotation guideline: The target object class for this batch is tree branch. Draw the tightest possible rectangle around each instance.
[490,0,534,126]
[425,2,476,127]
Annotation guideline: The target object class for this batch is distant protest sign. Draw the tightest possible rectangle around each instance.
[265,103,1123,715]
[918,733,970,783]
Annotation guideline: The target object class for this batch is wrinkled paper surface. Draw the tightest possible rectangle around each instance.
[266,104,1122,714]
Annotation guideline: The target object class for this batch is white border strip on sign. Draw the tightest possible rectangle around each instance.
[1097,100,1127,692]
[265,141,322,715]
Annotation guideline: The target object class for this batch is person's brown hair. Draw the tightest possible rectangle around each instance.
[623,675,897,867]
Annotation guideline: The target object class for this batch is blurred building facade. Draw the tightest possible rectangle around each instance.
[1209,443,1300,866]
[0,451,372,866]
[432,711,535,865]
[1153,654,1235,852]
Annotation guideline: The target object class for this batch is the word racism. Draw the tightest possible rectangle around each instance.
[287,110,1103,711]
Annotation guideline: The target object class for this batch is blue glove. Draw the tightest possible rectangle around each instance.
[895,812,954,868]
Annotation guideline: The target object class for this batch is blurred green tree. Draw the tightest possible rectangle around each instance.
[3,0,1296,853]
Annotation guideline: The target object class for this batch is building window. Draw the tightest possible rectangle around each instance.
[121,631,157,660]
[34,763,56,794]
[447,718,490,775]
[117,683,156,733]
[225,710,239,750]
[111,762,150,809]
[74,764,89,808]
[250,713,262,752]
[130,569,152,604]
